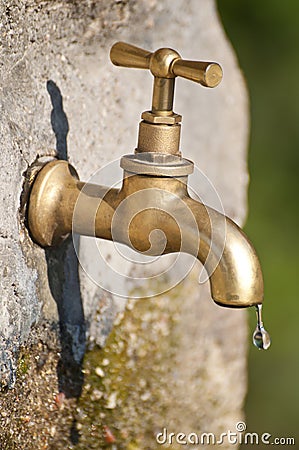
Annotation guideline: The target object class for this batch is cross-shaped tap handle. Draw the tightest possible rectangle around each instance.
[110,41,222,88]
[110,41,222,118]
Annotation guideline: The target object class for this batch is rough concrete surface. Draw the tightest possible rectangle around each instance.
[0,0,250,448]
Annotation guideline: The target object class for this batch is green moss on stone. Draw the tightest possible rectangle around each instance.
[74,280,186,449]
[17,351,31,376]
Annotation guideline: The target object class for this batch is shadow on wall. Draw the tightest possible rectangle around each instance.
[45,81,85,411]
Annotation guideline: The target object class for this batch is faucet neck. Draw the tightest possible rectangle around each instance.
[136,74,183,156]
[136,79,182,156]
[151,77,175,115]
[136,58,183,156]
[136,116,182,156]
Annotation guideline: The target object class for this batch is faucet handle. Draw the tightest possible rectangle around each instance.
[110,41,152,71]
[172,59,222,88]
[110,41,223,154]
[110,41,222,88]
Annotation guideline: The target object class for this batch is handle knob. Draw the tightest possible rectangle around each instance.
[110,42,222,88]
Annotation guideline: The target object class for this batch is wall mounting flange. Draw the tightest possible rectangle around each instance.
[28,160,79,247]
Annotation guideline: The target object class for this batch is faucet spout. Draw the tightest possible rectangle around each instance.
[182,197,264,307]
[111,174,264,308]
[27,159,263,308]
[80,166,263,308]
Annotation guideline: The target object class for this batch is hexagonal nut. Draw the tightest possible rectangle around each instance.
[141,111,182,125]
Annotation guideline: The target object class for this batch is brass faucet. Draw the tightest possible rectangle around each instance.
[27,42,264,310]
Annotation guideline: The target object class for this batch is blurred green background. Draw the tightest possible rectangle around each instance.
[217,0,299,446]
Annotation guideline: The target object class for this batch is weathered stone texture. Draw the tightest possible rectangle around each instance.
[0,0,249,448]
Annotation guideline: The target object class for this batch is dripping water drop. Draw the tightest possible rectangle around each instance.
[252,303,271,350]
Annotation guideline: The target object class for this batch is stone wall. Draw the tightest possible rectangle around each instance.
[0,1,249,448]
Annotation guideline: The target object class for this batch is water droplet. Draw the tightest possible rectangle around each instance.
[252,304,271,350]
